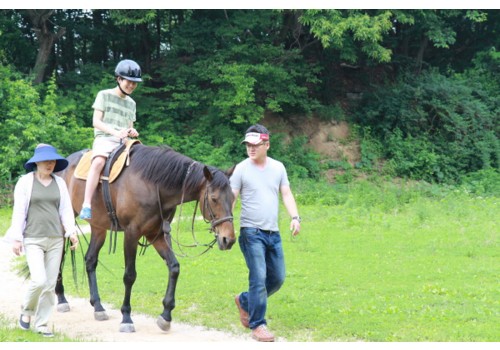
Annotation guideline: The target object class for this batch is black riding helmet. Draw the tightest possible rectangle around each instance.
[115,59,142,82]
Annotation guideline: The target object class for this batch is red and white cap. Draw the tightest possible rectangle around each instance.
[241,132,269,145]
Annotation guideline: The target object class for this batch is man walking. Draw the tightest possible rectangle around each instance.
[230,124,301,342]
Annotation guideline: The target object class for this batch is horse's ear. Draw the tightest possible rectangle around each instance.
[225,164,236,178]
[203,166,214,182]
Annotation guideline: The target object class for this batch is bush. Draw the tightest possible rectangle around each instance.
[355,68,499,183]
[268,133,322,179]
[385,129,441,181]
[459,168,500,196]
[356,126,384,171]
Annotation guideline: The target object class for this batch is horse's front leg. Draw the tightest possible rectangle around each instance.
[85,227,109,321]
[153,227,179,332]
[119,233,138,333]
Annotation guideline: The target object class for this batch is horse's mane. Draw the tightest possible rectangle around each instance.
[129,145,230,190]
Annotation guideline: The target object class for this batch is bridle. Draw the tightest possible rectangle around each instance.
[139,162,233,257]
[200,183,233,234]
[182,162,233,236]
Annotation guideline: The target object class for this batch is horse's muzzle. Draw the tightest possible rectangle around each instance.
[217,235,236,250]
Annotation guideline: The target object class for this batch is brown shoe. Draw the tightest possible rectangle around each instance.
[234,294,249,328]
[251,325,275,342]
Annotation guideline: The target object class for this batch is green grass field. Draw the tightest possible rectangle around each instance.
[1,179,498,342]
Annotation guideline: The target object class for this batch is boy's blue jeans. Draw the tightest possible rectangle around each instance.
[238,227,285,329]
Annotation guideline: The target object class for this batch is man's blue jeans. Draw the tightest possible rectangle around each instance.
[238,227,285,329]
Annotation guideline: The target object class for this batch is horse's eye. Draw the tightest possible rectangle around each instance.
[211,196,217,203]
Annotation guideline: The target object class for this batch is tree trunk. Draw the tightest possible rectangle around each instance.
[90,10,107,63]
[25,10,66,84]
[415,35,428,75]
[139,23,152,72]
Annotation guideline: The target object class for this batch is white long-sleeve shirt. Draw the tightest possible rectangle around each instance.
[3,172,76,244]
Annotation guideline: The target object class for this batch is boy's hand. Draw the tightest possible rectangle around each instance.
[127,128,139,138]
[117,129,130,139]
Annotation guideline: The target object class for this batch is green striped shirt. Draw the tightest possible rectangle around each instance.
[92,89,136,137]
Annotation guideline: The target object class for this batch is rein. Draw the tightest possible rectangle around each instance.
[169,161,216,257]
[101,142,127,254]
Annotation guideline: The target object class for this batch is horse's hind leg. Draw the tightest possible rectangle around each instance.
[85,227,109,321]
[153,226,179,332]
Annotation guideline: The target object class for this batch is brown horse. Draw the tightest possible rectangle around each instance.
[55,144,235,332]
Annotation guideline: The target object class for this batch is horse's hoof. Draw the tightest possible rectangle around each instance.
[156,316,171,332]
[94,311,109,321]
[119,323,136,333]
[57,303,70,313]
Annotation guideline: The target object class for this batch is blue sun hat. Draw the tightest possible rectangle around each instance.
[24,144,69,172]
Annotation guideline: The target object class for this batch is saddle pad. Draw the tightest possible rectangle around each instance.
[74,139,141,183]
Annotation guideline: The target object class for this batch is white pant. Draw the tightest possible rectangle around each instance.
[21,237,64,330]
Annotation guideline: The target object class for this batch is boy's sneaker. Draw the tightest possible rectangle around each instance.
[19,315,30,330]
[79,207,92,220]
[251,325,275,342]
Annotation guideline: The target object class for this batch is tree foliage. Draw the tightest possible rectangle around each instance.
[300,9,397,63]
[0,63,91,180]
[0,9,498,184]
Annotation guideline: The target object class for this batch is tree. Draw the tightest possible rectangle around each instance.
[24,10,65,84]
[391,10,489,73]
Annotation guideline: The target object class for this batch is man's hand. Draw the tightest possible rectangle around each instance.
[290,219,301,236]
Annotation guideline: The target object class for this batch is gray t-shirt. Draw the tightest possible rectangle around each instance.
[230,157,289,231]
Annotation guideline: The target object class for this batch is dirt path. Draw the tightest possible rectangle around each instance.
[0,240,252,342]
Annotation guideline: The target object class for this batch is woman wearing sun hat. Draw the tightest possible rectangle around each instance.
[4,143,79,337]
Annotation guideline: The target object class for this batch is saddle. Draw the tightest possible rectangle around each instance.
[75,139,141,251]
[74,139,141,183]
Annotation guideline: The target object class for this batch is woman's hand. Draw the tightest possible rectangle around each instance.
[69,234,79,250]
[12,240,23,256]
